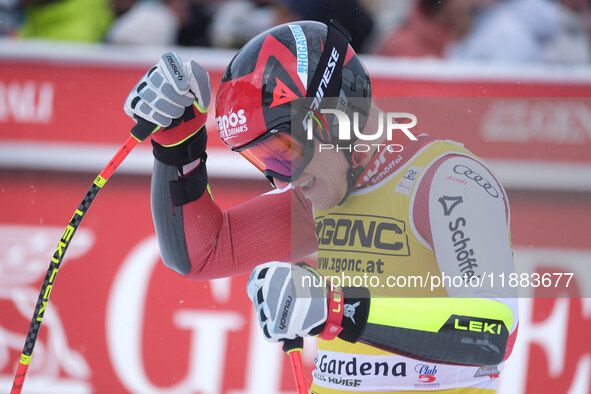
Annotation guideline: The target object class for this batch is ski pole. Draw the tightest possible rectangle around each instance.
[283,337,308,394]
[10,119,157,394]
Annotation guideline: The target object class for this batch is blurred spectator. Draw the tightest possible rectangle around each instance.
[168,0,214,47]
[19,0,115,42]
[374,0,492,58]
[541,0,591,64]
[209,0,289,49]
[360,0,414,52]
[111,0,137,17]
[446,0,562,63]
[107,0,215,47]
[106,0,179,46]
[284,0,375,52]
[0,0,20,36]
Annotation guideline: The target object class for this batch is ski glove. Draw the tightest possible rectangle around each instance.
[247,262,358,342]
[124,52,212,166]
[248,262,372,343]
[247,262,329,342]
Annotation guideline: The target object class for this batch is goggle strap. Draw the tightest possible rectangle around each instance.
[305,20,351,101]
[293,19,351,144]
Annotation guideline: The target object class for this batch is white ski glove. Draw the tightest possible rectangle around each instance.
[124,51,211,129]
[247,262,328,342]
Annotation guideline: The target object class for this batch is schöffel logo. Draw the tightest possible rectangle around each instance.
[438,195,463,217]
[307,109,419,154]
[438,195,480,280]
[315,214,410,256]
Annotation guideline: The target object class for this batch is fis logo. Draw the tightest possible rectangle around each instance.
[315,214,410,256]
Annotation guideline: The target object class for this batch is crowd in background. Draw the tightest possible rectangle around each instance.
[1,0,590,65]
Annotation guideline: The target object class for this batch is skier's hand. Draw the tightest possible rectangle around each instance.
[247,262,329,342]
[124,52,212,166]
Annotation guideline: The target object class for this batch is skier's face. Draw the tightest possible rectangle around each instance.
[290,138,349,210]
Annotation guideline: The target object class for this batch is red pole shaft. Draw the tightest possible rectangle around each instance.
[99,135,138,180]
[10,359,29,393]
[288,350,308,394]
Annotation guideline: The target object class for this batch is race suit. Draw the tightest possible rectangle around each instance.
[150,134,518,393]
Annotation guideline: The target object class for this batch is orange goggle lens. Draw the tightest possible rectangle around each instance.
[236,130,310,182]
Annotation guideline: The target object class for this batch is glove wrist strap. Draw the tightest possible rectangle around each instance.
[319,286,344,340]
[152,126,207,167]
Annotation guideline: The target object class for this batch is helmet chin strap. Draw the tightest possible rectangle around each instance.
[335,141,368,206]
[337,160,364,206]
[335,101,384,205]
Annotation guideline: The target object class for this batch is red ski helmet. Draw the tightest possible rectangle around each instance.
[215,20,372,183]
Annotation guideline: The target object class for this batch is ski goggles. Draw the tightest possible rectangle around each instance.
[233,125,314,183]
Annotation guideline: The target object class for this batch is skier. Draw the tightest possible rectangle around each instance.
[124,20,518,393]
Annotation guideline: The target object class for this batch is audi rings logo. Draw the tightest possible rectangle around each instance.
[452,165,499,198]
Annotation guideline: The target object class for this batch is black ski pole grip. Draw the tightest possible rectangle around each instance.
[282,336,304,353]
[131,118,158,142]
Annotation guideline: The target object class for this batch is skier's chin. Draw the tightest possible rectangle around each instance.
[273,179,290,190]
[302,181,345,210]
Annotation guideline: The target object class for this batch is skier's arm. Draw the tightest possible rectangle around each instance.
[159,177,317,280]
[341,154,518,366]
[125,52,317,279]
